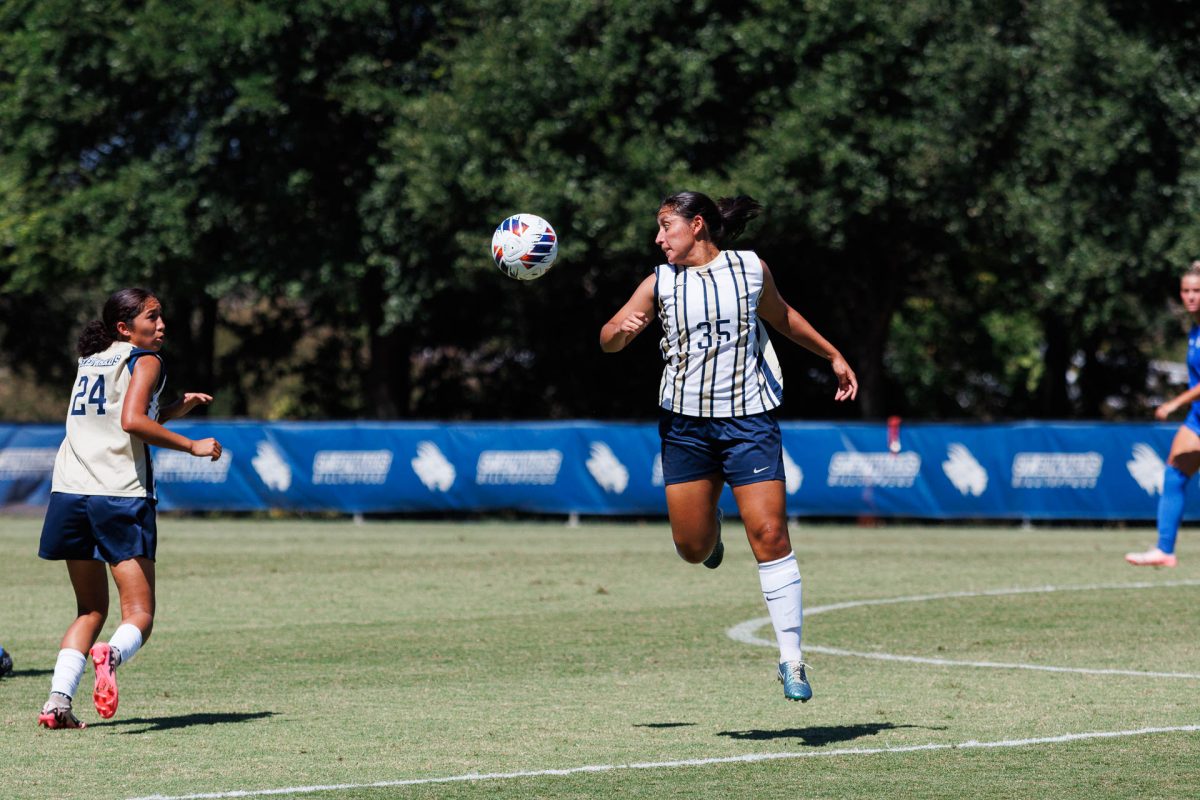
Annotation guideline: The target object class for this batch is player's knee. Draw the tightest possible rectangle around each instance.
[673,527,718,563]
[748,520,790,556]
[674,539,707,564]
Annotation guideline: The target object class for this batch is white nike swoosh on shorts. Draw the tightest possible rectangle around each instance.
[753,466,770,474]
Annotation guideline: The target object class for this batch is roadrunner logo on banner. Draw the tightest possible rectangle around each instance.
[412,441,455,492]
[156,449,233,483]
[1011,452,1103,489]
[586,442,628,494]
[651,453,664,487]
[251,441,292,492]
[1126,443,1165,496]
[827,452,921,488]
[476,450,563,485]
[313,451,393,485]
[782,446,803,495]
[0,448,56,479]
[942,444,988,497]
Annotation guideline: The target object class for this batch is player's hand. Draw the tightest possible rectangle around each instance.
[1155,403,1176,422]
[832,356,858,402]
[180,393,214,414]
[619,311,650,337]
[190,437,223,461]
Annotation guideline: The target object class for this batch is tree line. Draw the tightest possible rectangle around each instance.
[2,0,1199,422]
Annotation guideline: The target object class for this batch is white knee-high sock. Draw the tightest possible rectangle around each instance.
[50,648,88,699]
[758,552,803,663]
[108,623,144,667]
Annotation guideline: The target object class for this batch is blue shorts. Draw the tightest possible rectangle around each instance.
[659,410,786,486]
[38,492,157,563]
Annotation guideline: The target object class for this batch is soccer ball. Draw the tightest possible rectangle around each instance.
[491,214,558,280]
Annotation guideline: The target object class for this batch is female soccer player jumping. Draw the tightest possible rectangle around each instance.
[1127,262,1200,567]
[37,288,222,728]
[600,192,857,702]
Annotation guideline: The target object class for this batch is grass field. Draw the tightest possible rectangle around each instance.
[1,516,1198,799]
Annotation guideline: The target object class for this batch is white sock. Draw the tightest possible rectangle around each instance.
[50,648,88,699]
[758,551,803,663]
[108,623,144,667]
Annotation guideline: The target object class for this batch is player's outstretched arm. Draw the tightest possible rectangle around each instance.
[758,259,858,402]
[1156,384,1200,421]
[122,358,222,460]
[600,275,656,353]
[158,393,214,423]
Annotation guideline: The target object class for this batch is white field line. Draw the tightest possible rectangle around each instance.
[802,579,1200,617]
[727,579,1200,679]
[126,725,1200,800]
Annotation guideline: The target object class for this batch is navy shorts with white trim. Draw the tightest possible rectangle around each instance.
[658,409,786,487]
[38,492,158,563]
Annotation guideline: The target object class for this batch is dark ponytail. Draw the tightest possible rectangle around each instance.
[76,321,114,357]
[660,191,763,245]
[76,287,156,357]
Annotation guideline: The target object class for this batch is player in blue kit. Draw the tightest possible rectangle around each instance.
[600,192,857,701]
[37,288,222,729]
[0,644,12,677]
[1127,262,1200,567]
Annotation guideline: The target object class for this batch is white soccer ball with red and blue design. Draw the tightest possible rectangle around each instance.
[491,214,558,281]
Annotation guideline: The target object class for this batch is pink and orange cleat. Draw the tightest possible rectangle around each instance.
[90,643,119,719]
[1124,548,1178,567]
[38,696,86,729]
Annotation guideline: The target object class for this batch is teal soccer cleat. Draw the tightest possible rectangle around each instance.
[777,661,812,702]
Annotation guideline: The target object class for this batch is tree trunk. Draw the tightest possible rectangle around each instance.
[359,266,412,419]
[195,293,217,395]
[1040,316,1071,418]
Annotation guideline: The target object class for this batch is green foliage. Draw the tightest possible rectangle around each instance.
[3,0,1200,419]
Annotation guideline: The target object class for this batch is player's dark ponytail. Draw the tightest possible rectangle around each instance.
[660,191,762,245]
[76,321,113,357]
[715,195,763,243]
[76,287,156,357]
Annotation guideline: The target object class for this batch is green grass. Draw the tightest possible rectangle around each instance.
[1,518,1197,799]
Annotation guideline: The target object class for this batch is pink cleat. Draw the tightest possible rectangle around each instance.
[1125,548,1177,567]
[90,643,119,719]
[38,697,86,729]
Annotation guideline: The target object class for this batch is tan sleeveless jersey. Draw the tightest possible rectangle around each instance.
[51,341,165,498]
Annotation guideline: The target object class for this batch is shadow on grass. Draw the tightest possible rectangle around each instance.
[4,668,54,678]
[634,722,697,729]
[718,722,944,746]
[103,711,278,733]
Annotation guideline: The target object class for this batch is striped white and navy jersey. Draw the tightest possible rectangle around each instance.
[654,250,783,417]
[51,341,166,498]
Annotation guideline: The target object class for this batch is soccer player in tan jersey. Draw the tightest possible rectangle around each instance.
[37,288,222,729]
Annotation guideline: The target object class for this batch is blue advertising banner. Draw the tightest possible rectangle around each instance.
[0,420,1185,519]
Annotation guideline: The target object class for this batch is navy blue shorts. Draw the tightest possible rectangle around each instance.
[659,410,786,486]
[38,492,157,563]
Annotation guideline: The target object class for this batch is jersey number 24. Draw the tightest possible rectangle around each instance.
[70,375,107,415]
